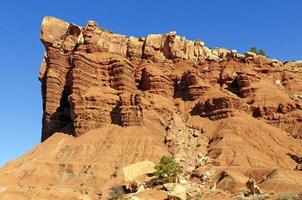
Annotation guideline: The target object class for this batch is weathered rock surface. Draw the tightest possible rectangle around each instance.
[0,16,302,200]
[122,160,156,189]
[246,178,261,195]
[38,16,302,142]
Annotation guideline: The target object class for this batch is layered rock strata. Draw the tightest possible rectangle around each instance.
[1,16,302,200]
[39,16,302,141]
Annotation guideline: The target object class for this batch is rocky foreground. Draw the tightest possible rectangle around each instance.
[0,16,302,199]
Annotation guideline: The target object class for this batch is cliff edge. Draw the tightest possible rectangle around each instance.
[0,16,301,200]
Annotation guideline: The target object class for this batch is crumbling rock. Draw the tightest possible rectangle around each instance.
[139,65,174,97]
[178,71,210,100]
[2,15,302,200]
[192,89,246,120]
[235,73,254,98]
[39,16,302,141]
[118,94,143,126]
[246,178,261,195]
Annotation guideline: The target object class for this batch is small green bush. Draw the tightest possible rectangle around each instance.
[258,49,266,56]
[154,156,183,184]
[250,47,257,54]
[249,47,267,57]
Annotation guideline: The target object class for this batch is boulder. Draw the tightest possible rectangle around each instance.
[40,16,70,46]
[246,178,261,195]
[228,50,238,58]
[212,48,229,59]
[122,161,156,189]
[203,47,220,61]
[186,183,201,198]
[164,183,187,200]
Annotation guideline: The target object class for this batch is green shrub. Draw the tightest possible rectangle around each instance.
[249,47,267,57]
[250,47,257,54]
[257,49,266,56]
[154,156,183,184]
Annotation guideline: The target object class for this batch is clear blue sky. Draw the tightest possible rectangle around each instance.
[0,0,301,167]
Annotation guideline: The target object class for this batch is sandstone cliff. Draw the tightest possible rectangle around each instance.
[39,17,302,142]
[0,16,302,200]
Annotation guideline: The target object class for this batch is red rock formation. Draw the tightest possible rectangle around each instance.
[139,65,174,97]
[192,89,247,120]
[178,70,210,100]
[118,93,143,126]
[236,73,253,97]
[38,15,302,143]
[1,16,302,200]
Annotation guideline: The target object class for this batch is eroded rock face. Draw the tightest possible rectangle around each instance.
[32,17,302,199]
[40,16,302,142]
[1,16,302,200]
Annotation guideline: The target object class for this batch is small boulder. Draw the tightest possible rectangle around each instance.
[164,183,187,200]
[165,132,174,143]
[191,130,200,138]
[201,170,214,181]
[195,153,209,167]
[122,161,156,191]
[246,178,261,195]
[295,164,302,171]
[186,183,201,198]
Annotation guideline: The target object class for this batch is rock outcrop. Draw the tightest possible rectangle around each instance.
[0,16,302,200]
[38,16,302,141]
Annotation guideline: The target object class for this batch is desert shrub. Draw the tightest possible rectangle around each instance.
[257,49,266,56]
[250,47,257,54]
[249,47,267,57]
[154,156,183,184]
[277,192,298,200]
[108,184,125,200]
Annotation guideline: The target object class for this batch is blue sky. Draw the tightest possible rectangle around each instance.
[0,0,301,167]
